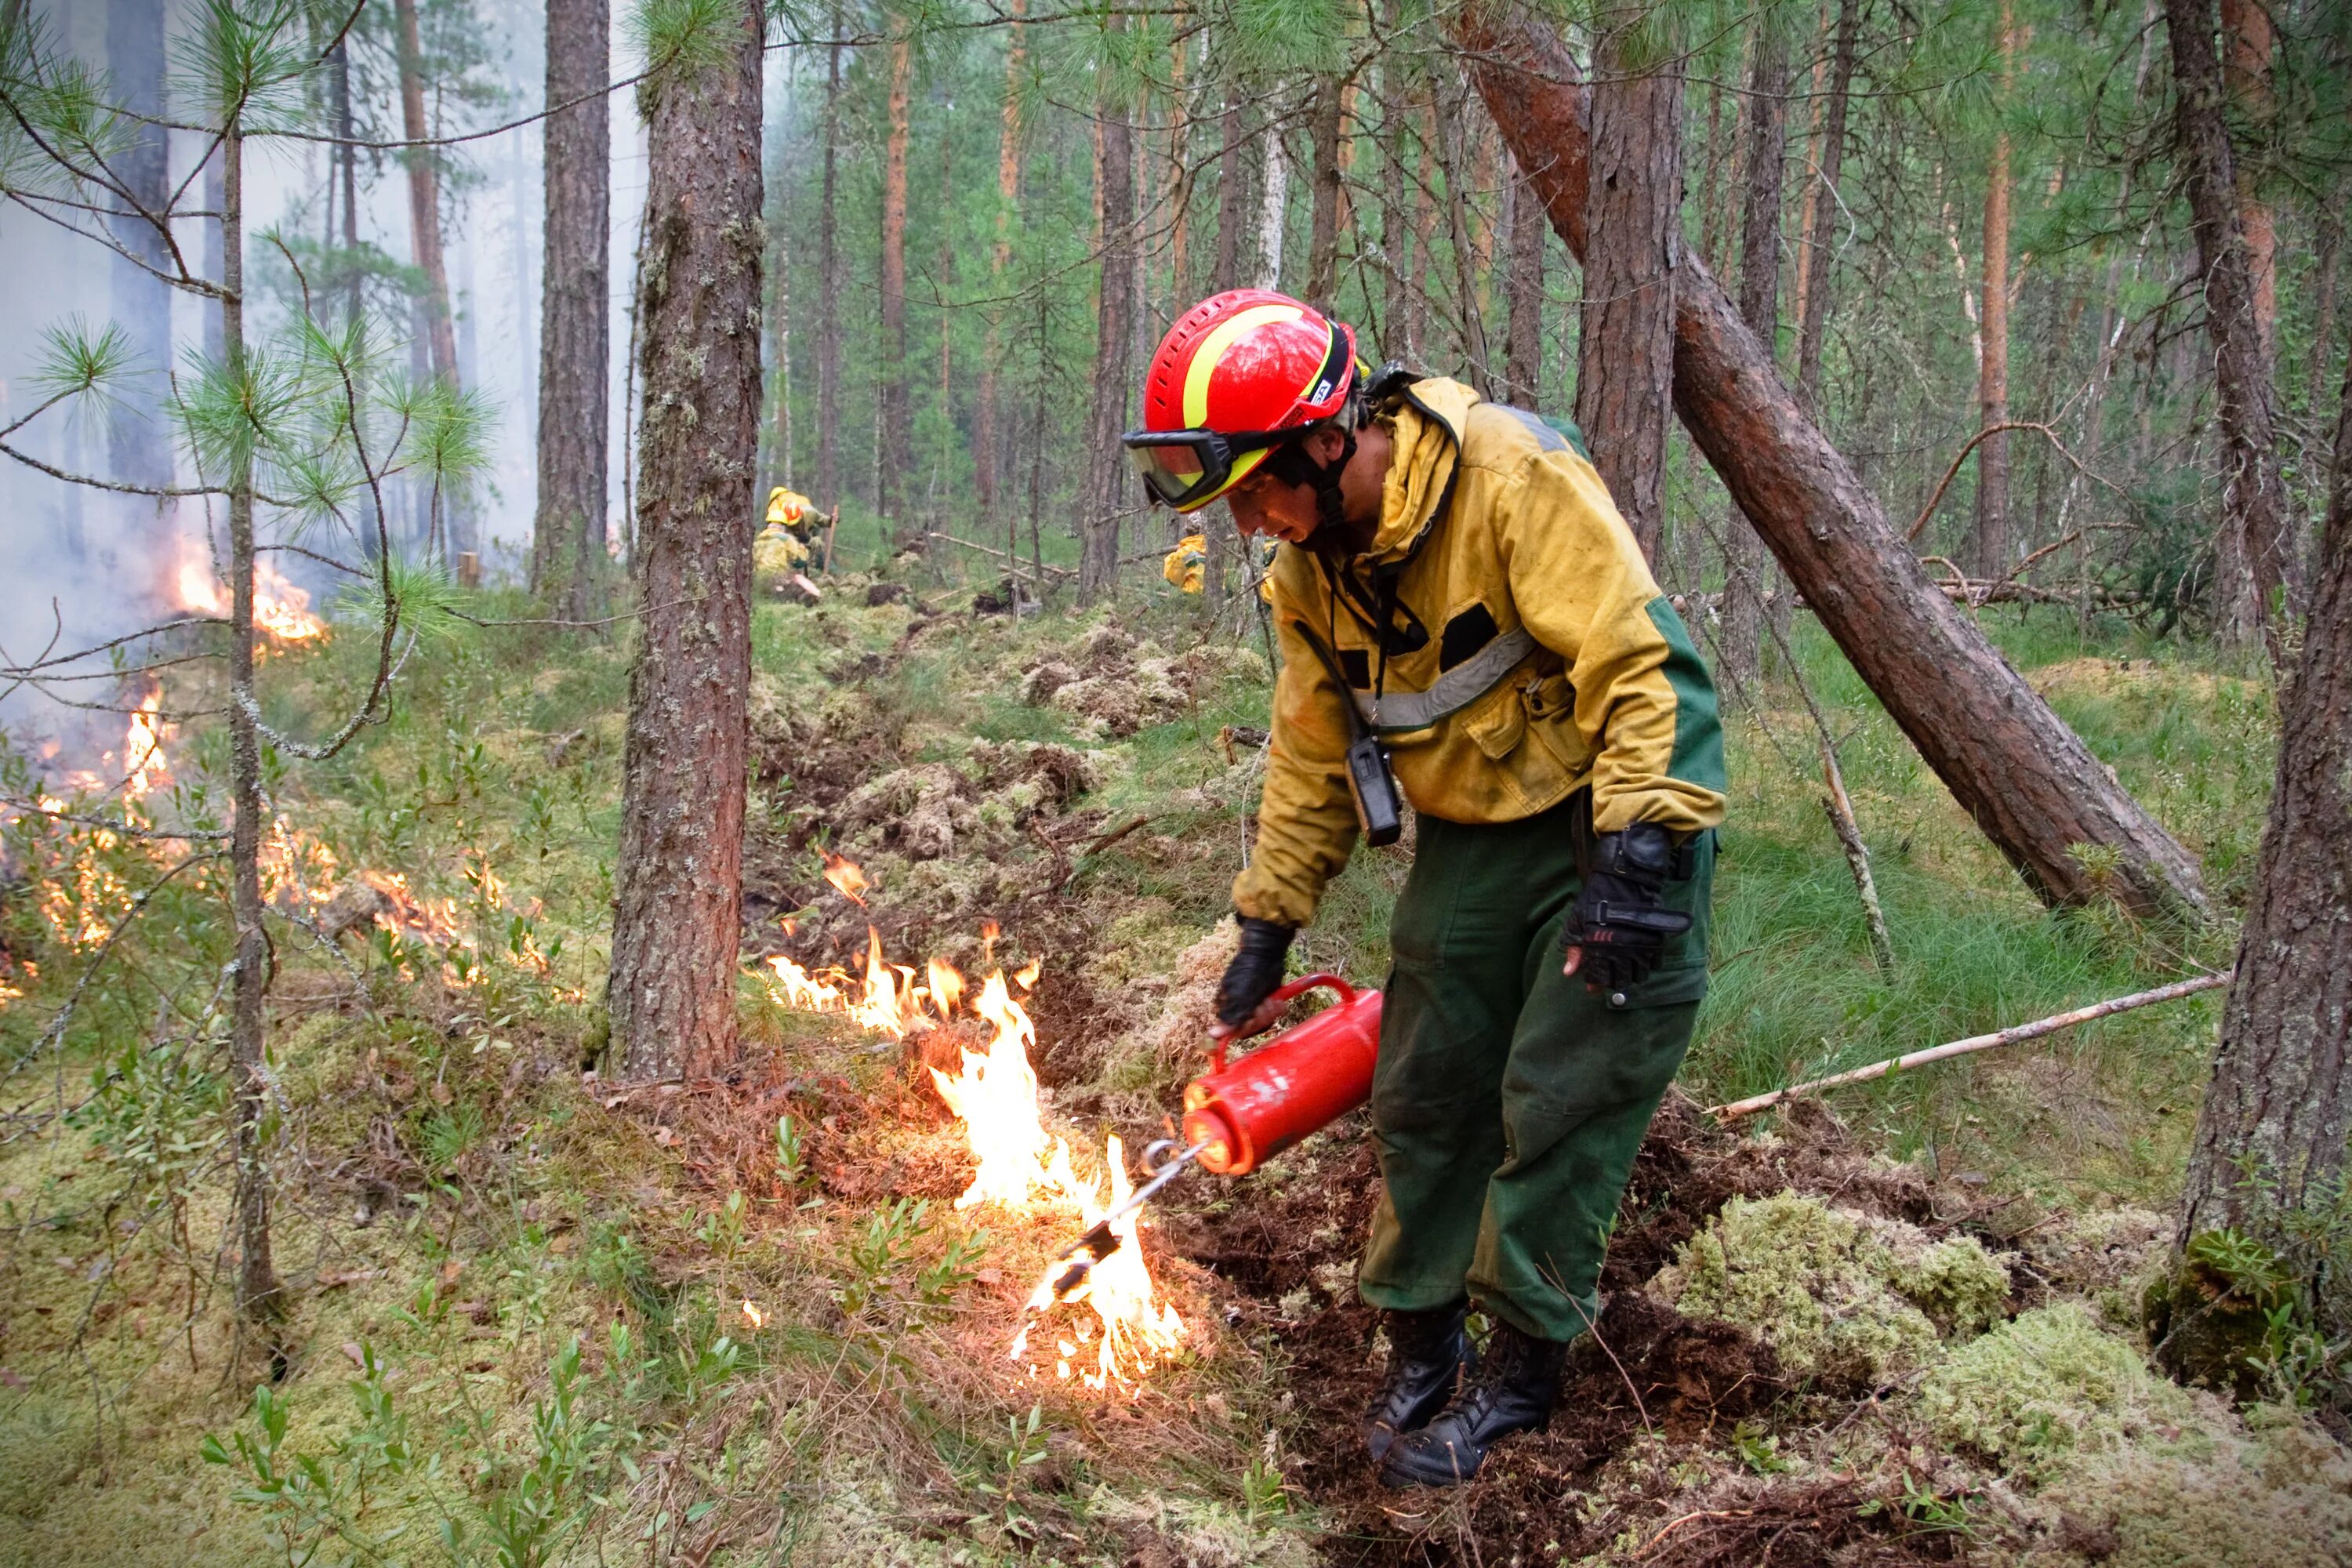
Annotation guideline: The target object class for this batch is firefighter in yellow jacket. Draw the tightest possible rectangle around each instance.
[1124,291,1725,1487]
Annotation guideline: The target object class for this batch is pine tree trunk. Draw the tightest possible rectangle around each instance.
[815,23,842,514]
[534,0,611,617]
[1081,69,1135,601]
[2172,347,2352,1272]
[1795,0,1859,412]
[1168,35,1191,303]
[1970,0,2016,581]
[1573,9,1680,561]
[2165,0,2288,653]
[1504,154,1547,406]
[1213,93,1246,292]
[220,127,280,1333]
[1720,20,1787,687]
[393,0,459,384]
[2307,197,2342,425]
[880,36,913,543]
[333,38,360,325]
[1460,5,2214,921]
[1305,77,1345,310]
[2220,0,2276,362]
[106,0,172,523]
[975,0,1026,515]
[607,1,764,1083]
[1378,31,1414,357]
[1255,100,1288,292]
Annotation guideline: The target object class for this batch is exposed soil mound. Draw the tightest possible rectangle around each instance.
[1152,1092,2014,1563]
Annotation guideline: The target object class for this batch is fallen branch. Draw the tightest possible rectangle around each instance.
[926,531,1074,579]
[1707,972,2231,1120]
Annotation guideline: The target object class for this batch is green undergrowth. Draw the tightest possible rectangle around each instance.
[0,564,2290,1564]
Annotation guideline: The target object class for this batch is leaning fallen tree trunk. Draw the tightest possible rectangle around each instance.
[1455,8,2211,921]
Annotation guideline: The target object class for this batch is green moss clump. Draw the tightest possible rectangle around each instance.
[1881,1225,2017,1340]
[2025,1408,2352,1568]
[1917,1303,2205,1478]
[1655,1192,2011,1383]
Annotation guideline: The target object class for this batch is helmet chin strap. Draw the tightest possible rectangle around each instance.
[1265,426,1359,541]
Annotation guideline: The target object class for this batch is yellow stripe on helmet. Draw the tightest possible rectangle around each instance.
[1181,303,1305,427]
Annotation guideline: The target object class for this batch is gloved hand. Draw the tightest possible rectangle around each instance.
[1563,824,1693,996]
[1213,916,1295,1035]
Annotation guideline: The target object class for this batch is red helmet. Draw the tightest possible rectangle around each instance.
[1123,289,1359,513]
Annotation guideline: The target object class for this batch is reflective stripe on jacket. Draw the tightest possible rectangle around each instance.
[1232,376,1726,929]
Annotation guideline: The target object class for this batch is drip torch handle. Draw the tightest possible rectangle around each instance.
[1207,972,1357,1072]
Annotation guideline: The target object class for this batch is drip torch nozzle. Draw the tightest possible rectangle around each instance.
[1043,1220,1120,1301]
[1029,1138,1207,1307]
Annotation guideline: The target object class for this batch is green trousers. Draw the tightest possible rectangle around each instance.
[1358,795,1714,1342]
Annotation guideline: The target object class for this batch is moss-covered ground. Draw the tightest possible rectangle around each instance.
[0,557,2332,1566]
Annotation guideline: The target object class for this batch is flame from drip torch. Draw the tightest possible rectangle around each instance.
[760,927,1185,1388]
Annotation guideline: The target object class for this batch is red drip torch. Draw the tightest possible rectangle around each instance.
[1181,974,1382,1175]
[1036,975,1380,1301]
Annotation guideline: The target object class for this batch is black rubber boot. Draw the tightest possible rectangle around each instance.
[1377,1319,1567,1487]
[1362,1304,1475,1462]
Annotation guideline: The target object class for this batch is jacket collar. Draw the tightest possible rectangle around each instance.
[1367,376,1479,566]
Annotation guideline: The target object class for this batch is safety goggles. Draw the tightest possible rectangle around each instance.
[1120,424,1300,512]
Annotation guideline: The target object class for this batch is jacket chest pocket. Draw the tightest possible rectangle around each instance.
[1465,681,1526,760]
[1521,671,1592,775]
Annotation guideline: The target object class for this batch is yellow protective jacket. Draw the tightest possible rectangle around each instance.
[1232,377,1726,928]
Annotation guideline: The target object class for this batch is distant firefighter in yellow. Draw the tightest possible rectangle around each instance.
[757,487,828,599]
[1161,533,1207,593]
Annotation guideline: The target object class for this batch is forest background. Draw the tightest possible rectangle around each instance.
[3,0,2352,1564]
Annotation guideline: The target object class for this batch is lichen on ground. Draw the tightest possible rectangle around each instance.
[1653,1191,2012,1383]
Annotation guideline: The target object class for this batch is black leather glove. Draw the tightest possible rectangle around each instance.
[1215,916,1295,1029]
[1563,825,1693,996]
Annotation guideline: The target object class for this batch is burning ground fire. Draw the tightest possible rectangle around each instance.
[5,691,532,985]
[175,538,328,642]
[761,885,1185,1390]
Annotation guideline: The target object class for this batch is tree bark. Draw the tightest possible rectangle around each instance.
[393,0,459,384]
[1377,26,1414,356]
[1795,0,1860,412]
[815,20,842,514]
[1719,19,1788,687]
[1081,59,1136,601]
[2220,0,2276,363]
[880,35,913,543]
[1213,93,1247,292]
[106,0,172,519]
[975,0,1026,515]
[533,0,611,618]
[2164,0,2288,652]
[1305,76,1345,310]
[332,37,360,325]
[1457,5,2213,921]
[220,127,280,1332]
[1503,154,1546,406]
[2307,195,2342,424]
[1970,0,2016,581]
[607,1,764,1082]
[1255,97,1289,292]
[2174,349,2352,1249]
[1573,9,1680,560]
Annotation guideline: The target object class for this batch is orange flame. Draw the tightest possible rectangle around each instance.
[819,848,867,905]
[761,927,1185,1388]
[122,689,169,800]
[174,539,326,641]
